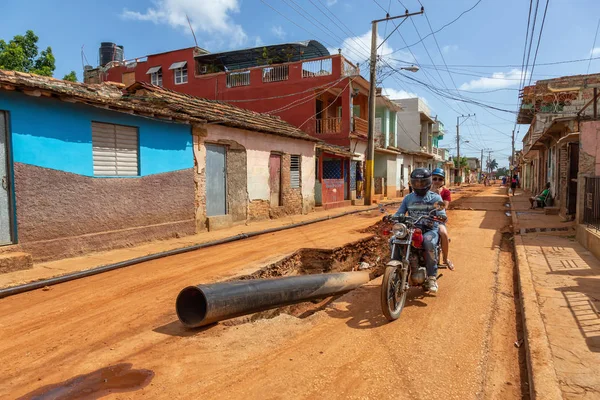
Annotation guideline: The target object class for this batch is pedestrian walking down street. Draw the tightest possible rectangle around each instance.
[509,174,519,196]
[356,162,364,199]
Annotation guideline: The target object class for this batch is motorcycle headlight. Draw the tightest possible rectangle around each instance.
[392,223,408,238]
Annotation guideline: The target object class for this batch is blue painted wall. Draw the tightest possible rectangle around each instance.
[0,91,193,176]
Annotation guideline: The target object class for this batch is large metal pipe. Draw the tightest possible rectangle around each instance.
[176,271,371,328]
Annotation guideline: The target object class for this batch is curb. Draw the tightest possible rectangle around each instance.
[509,197,563,400]
[0,201,400,299]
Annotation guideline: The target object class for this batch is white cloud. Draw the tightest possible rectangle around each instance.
[121,0,247,48]
[442,44,458,54]
[381,87,417,100]
[254,36,264,47]
[271,25,285,40]
[328,30,415,68]
[326,0,338,5]
[590,47,600,57]
[459,69,529,90]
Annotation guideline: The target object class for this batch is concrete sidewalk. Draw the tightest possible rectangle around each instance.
[511,190,600,399]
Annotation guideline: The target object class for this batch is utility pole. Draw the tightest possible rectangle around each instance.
[480,149,484,181]
[455,114,475,185]
[511,129,515,174]
[487,150,493,174]
[365,8,423,205]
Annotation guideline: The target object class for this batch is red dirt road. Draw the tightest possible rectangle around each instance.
[1,186,526,399]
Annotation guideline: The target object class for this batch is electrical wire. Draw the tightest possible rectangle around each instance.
[527,0,550,85]
[587,18,600,74]
[389,0,482,54]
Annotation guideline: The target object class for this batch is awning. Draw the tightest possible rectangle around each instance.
[145,66,162,74]
[169,61,187,70]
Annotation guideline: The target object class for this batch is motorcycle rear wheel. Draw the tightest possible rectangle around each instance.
[381,266,407,321]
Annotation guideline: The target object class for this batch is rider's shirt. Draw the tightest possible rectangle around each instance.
[394,191,447,230]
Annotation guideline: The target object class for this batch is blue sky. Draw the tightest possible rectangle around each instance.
[2,0,600,166]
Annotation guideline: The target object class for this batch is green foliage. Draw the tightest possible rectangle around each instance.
[497,167,509,177]
[62,71,77,82]
[486,158,499,172]
[453,156,468,169]
[0,30,55,76]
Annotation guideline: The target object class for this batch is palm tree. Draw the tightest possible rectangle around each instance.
[487,158,498,173]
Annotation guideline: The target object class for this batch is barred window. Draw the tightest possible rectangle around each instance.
[290,155,301,188]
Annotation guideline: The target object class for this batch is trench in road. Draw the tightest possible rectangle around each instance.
[4,186,529,399]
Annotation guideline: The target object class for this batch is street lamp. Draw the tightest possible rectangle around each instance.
[400,65,419,73]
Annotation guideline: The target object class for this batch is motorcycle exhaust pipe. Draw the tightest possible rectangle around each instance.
[176,271,371,328]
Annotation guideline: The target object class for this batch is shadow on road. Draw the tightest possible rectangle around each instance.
[153,320,215,337]
[324,284,432,330]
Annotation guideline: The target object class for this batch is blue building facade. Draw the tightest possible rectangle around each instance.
[0,90,196,260]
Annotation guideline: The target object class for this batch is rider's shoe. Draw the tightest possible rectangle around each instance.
[427,276,438,293]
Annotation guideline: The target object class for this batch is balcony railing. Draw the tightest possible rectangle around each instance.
[352,116,368,135]
[342,59,359,76]
[302,58,333,78]
[226,70,250,88]
[262,64,289,83]
[315,117,342,134]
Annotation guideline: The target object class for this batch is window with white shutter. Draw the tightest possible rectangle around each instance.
[92,122,139,176]
[290,155,301,189]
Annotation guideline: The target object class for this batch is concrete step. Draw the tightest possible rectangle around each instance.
[0,251,33,274]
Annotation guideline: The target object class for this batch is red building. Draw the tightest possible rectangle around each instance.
[86,41,370,208]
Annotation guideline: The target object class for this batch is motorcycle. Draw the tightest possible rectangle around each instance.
[379,202,447,322]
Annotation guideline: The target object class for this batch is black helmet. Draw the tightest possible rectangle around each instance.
[410,168,432,196]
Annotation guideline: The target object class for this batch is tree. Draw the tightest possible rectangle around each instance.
[497,167,509,177]
[63,71,77,82]
[0,30,55,76]
[487,158,498,173]
[453,156,468,169]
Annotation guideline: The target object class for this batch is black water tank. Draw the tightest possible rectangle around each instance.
[99,42,124,66]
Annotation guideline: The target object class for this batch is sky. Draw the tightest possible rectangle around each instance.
[2,0,600,167]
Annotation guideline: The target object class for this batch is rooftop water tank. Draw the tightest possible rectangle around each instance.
[99,42,124,66]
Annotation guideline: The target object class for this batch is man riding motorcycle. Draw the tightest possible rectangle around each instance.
[392,168,447,293]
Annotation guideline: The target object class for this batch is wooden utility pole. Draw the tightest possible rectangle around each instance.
[365,8,423,205]
[456,114,474,184]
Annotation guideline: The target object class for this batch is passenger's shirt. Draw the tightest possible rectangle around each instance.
[440,187,451,202]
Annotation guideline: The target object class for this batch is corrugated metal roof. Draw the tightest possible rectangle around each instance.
[169,61,187,70]
[146,66,161,74]
[195,40,330,71]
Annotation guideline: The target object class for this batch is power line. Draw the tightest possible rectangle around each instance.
[527,0,550,85]
[391,55,600,69]
[588,18,600,74]
[389,0,482,54]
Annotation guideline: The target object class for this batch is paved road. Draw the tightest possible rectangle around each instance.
[1,186,526,399]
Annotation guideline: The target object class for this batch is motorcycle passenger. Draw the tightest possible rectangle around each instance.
[393,168,447,293]
[431,168,453,270]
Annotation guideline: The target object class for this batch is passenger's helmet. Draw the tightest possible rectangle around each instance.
[432,168,445,179]
[410,168,432,196]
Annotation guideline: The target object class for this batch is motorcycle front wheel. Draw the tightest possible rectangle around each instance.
[381,266,407,321]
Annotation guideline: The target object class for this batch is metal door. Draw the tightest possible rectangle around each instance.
[269,153,282,207]
[0,112,13,244]
[206,144,227,216]
[567,143,579,215]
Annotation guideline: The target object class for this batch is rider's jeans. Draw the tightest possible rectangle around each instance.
[422,229,439,277]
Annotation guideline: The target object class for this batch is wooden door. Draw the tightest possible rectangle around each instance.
[567,143,579,215]
[269,154,282,207]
